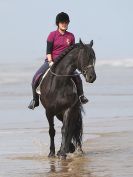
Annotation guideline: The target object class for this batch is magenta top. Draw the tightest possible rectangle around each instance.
[47,30,75,60]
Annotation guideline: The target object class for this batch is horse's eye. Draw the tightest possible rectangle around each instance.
[83,69,87,75]
[83,68,87,75]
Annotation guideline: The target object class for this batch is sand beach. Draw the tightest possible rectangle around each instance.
[0,61,133,177]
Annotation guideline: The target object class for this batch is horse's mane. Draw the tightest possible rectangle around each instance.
[53,42,96,67]
[53,43,79,66]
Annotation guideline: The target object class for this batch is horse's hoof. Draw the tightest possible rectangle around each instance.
[48,152,55,158]
[57,150,66,159]
[57,150,61,157]
[76,148,84,156]
[69,143,75,153]
[60,155,66,160]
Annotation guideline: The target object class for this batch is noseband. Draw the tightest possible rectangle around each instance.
[82,65,94,76]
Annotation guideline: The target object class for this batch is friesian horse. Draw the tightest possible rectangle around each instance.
[39,39,96,159]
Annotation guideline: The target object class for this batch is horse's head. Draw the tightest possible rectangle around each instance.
[77,39,96,83]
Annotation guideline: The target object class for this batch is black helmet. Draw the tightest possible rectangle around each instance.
[56,12,70,26]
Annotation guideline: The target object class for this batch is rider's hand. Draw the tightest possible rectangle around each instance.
[48,61,54,67]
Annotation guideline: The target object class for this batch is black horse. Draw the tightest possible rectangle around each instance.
[39,39,96,159]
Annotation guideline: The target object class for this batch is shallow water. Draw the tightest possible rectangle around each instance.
[0,118,133,177]
[0,61,133,177]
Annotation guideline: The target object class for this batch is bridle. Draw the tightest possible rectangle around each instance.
[82,65,94,76]
[49,45,94,77]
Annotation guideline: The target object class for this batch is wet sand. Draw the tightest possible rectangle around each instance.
[0,117,133,177]
[0,63,133,177]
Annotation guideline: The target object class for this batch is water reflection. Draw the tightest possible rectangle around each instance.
[8,154,93,177]
[47,155,92,177]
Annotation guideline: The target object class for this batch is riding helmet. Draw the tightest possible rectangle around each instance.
[56,12,70,26]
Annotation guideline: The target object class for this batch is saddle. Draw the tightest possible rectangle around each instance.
[36,68,78,96]
[36,68,50,95]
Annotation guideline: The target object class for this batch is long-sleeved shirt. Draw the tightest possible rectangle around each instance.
[46,29,75,61]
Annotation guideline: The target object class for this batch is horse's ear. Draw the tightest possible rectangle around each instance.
[90,40,93,47]
[79,38,84,46]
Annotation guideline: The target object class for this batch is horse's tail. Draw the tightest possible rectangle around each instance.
[63,103,83,152]
[72,104,83,148]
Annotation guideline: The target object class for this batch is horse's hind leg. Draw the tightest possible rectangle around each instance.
[46,112,55,157]
[56,114,66,158]
[56,113,74,155]
[73,105,83,155]
[58,105,83,158]
[57,109,76,159]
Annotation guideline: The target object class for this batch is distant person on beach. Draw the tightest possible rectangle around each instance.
[28,12,88,110]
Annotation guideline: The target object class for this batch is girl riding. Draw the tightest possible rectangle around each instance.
[28,12,88,110]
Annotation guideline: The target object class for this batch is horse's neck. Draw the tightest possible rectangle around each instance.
[54,48,78,75]
[46,48,78,93]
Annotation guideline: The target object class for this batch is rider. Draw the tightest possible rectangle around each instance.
[28,12,88,110]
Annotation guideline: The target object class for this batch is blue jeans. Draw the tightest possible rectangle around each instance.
[32,60,49,87]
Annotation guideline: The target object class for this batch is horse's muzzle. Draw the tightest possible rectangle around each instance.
[85,73,96,83]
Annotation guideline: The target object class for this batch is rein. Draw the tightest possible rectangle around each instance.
[49,65,94,77]
[49,69,82,77]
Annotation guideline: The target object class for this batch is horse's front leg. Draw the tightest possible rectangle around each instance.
[57,110,72,159]
[46,112,55,158]
[57,124,67,159]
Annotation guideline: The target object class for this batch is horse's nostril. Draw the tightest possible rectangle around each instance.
[90,76,92,80]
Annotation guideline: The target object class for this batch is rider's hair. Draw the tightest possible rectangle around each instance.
[56,12,70,26]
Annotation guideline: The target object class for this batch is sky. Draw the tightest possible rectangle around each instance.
[0,0,133,63]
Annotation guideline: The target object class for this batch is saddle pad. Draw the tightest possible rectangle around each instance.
[36,68,50,95]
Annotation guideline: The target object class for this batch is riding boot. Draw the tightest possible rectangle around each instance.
[28,84,39,110]
[72,75,89,104]
[28,61,49,110]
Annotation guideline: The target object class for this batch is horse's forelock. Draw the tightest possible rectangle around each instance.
[89,47,96,64]
[82,44,96,65]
